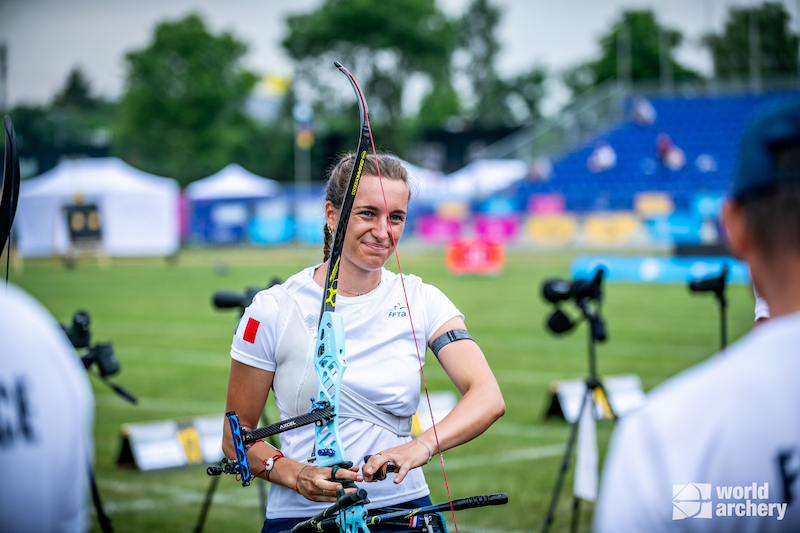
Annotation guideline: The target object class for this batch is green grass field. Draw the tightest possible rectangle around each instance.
[8,247,755,533]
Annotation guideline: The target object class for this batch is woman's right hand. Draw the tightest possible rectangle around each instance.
[294,464,363,503]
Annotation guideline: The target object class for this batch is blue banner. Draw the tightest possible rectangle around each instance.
[570,255,750,284]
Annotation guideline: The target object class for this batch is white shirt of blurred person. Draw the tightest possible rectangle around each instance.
[528,156,554,183]
[632,97,657,126]
[222,152,505,530]
[656,133,686,171]
[587,141,617,173]
[0,284,94,533]
[594,99,800,532]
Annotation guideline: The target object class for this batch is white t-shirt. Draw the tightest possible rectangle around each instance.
[230,266,462,518]
[0,284,94,533]
[594,311,800,532]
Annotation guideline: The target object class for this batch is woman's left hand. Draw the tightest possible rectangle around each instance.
[361,438,432,484]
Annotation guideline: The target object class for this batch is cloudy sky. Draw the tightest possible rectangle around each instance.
[0,0,796,112]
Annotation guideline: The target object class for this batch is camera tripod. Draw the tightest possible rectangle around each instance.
[688,265,729,350]
[541,290,615,533]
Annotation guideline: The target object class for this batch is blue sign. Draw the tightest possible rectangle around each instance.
[570,255,750,284]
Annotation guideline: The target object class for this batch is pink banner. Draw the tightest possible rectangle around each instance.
[418,214,462,243]
[474,215,520,242]
[527,193,565,214]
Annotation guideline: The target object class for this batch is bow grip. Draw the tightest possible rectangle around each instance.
[362,455,398,481]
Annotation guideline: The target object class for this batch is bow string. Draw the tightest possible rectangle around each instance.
[337,64,460,533]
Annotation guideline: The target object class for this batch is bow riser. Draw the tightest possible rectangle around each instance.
[314,311,348,466]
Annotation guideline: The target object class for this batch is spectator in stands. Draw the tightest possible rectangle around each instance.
[594,99,800,530]
[656,133,686,171]
[587,141,617,173]
[696,153,719,173]
[528,156,553,182]
[631,97,657,126]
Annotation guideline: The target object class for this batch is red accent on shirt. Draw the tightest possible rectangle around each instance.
[243,318,260,344]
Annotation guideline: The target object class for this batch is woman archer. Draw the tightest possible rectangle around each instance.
[222,152,505,533]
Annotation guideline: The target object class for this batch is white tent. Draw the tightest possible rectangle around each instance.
[16,157,179,257]
[186,163,280,200]
[397,159,445,201]
[185,164,281,244]
[442,159,528,199]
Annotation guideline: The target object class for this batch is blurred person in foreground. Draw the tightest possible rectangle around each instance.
[594,99,800,531]
[222,152,505,533]
[0,284,94,532]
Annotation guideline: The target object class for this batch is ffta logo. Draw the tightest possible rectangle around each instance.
[673,483,713,520]
[388,303,407,318]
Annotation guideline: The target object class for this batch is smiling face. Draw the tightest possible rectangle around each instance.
[325,174,409,273]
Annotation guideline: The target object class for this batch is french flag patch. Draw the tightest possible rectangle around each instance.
[243,318,260,344]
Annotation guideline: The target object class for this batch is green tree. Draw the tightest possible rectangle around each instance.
[53,67,98,110]
[12,68,114,154]
[114,13,258,185]
[459,0,512,126]
[10,105,54,151]
[416,80,461,130]
[282,0,458,145]
[564,10,699,96]
[506,66,547,123]
[704,3,798,77]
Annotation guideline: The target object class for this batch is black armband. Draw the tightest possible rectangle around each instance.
[430,329,474,359]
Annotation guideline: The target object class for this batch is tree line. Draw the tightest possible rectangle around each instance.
[9,1,799,186]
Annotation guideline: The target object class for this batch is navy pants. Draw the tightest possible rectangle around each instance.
[261,495,448,533]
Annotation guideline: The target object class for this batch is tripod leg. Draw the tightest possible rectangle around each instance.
[89,465,114,533]
[194,473,220,533]
[570,497,581,533]
[541,387,590,533]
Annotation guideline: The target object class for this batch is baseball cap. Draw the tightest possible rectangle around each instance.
[733,97,800,201]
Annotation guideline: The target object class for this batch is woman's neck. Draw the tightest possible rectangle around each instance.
[314,259,381,296]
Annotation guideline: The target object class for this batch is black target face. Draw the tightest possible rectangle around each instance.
[0,116,20,251]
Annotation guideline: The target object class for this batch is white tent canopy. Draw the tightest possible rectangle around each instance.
[16,157,179,257]
[186,163,280,200]
[442,159,528,199]
[398,159,445,201]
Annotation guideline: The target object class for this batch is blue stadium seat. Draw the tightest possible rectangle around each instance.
[510,92,800,213]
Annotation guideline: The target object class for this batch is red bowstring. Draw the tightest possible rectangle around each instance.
[339,66,459,533]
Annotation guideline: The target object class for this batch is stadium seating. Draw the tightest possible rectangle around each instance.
[510,92,800,212]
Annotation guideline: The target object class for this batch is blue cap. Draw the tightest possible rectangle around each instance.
[733,98,800,201]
